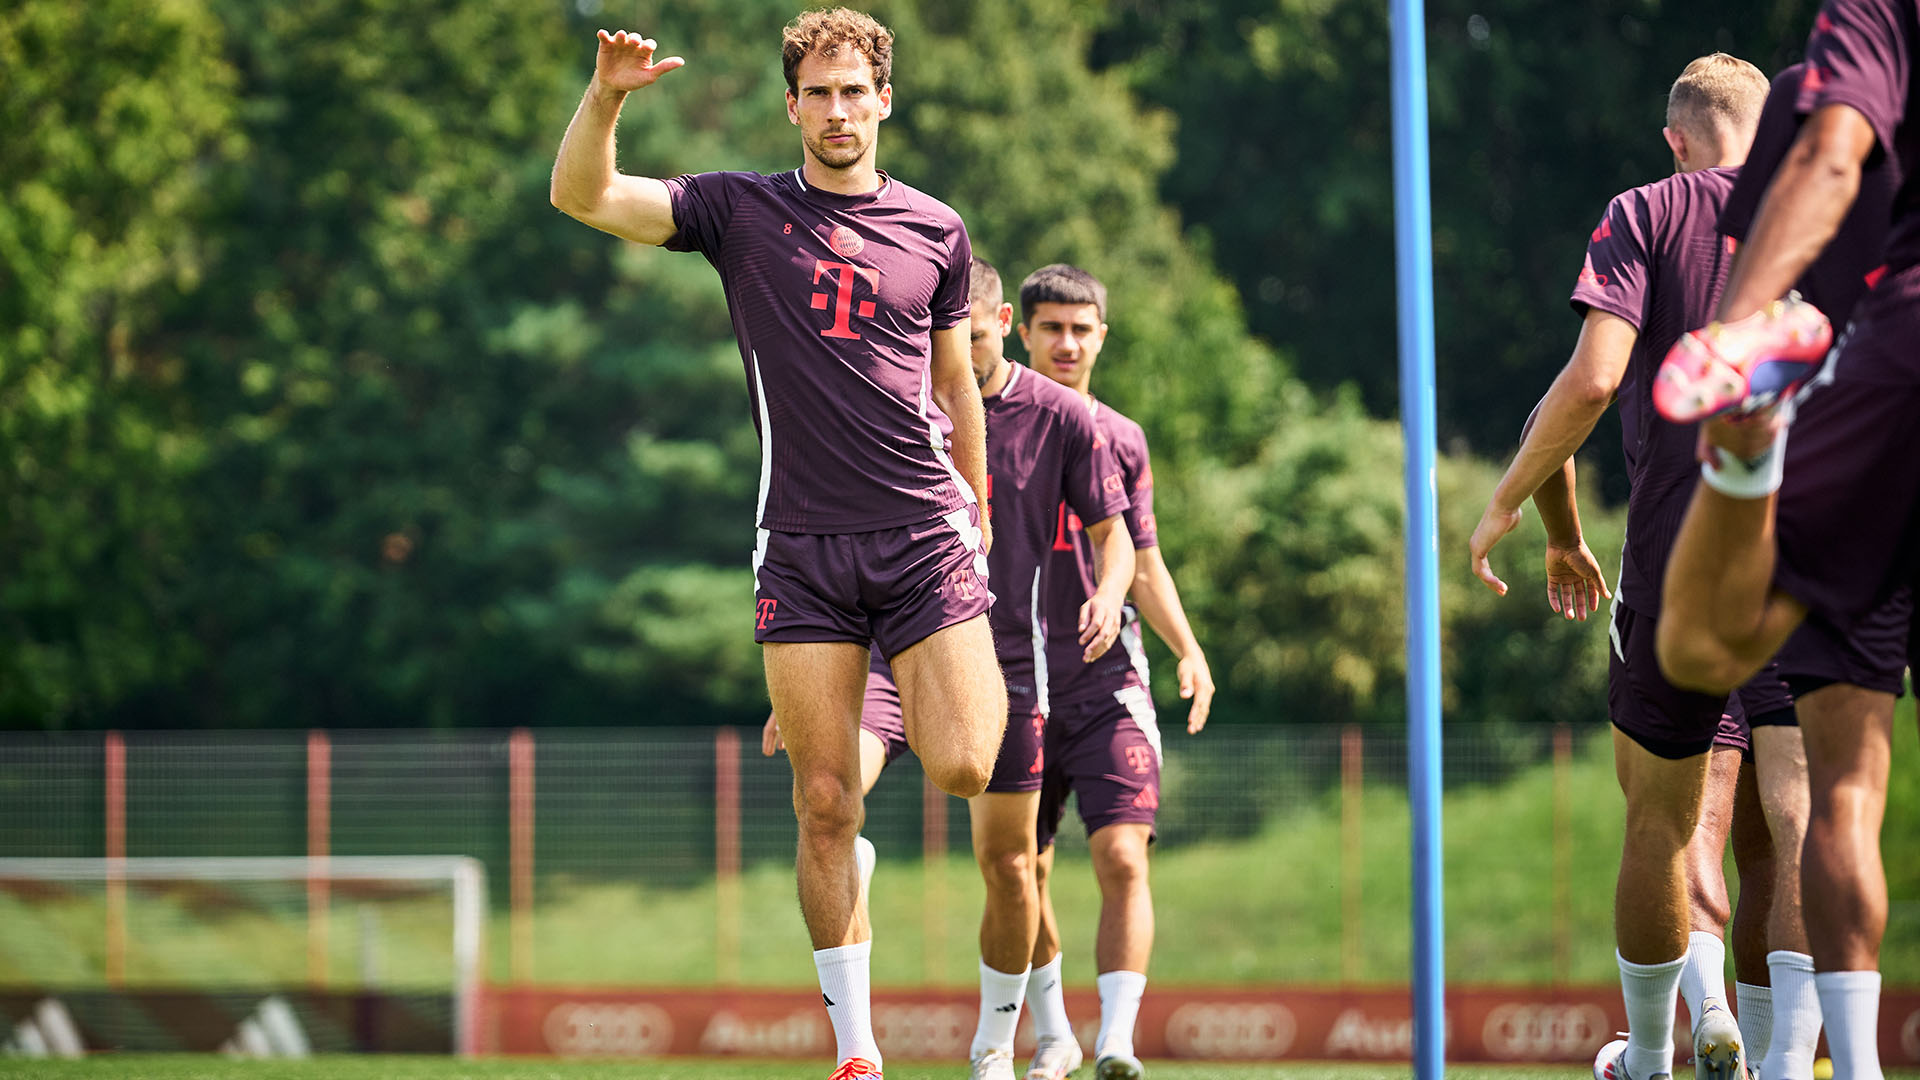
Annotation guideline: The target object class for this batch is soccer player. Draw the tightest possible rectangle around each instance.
[549,12,1007,1079]
[766,257,1139,1080]
[1018,264,1215,1080]
[1465,54,1774,1080]
[1652,3,1920,1075]
[1703,57,1902,1080]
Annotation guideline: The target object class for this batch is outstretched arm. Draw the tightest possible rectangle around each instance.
[1468,308,1635,598]
[1130,546,1213,734]
[550,30,686,245]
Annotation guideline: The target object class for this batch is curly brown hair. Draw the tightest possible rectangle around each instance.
[782,8,894,95]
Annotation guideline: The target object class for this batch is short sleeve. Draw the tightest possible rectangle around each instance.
[1118,429,1157,550]
[1061,407,1131,528]
[662,171,756,257]
[930,217,973,330]
[1569,190,1652,330]
[1799,0,1911,159]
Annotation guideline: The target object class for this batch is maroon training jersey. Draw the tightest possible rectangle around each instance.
[1800,1,1920,278]
[985,364,1131,711]
[1570,168,1741,618]
[1720,63,1900,327]
[665,169,974,533]
[1042,399,1158,707]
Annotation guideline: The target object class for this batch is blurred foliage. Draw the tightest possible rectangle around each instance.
[3,0,1735,732]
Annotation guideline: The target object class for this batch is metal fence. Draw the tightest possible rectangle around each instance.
[0,723,1727,989]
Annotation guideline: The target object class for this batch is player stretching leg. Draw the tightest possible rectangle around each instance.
[1467,54,1774,1080]
[1019,265,1216,1080]
[1655,5,1920,1076]
[767,258,1137,1080]
[551,11,1006,1078]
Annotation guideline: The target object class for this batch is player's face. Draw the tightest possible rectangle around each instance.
[1019,301,1107,394]
[786,48,891,171]
[968,299,1012,385]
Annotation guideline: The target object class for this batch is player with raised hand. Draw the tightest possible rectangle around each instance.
[764,257,1137,1080]
[1653,4,1920,1077]
[1467,54,1780,1080]
[551,11,1005,1080]
[1018,264,1213,1080]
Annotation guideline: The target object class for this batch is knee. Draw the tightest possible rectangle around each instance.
[978,846,1037,896]
[1623,798,1697,853]
[792,772,863,840]
[927,756,992,799]
[1655,620,1748,695]
[1093,843,1149,894]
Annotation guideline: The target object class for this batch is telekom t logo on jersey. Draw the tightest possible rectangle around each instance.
[811,260,882,340]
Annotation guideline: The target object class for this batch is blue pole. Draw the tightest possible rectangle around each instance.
[1389,1,1445,1078]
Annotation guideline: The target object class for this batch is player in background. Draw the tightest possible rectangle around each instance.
[1018,264,1215,1080]
[1465,54,1774,1080]
[767,257,1139,1080]
[1654,3,1920,1076]
[1703,56,1902,1080]
[550,11,1006,1079]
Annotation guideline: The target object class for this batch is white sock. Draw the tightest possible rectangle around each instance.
[1026,954,1073,1042]
[1763,951,1821,1080]
[971,960,1030,1057]
[1618,950,1686,1080]
[1815,970,1882,1080]
[815,940,881,1067]
[1095,969,1147,1060]
[1681,930,1730,1031]
[1735,981,1772,1075]
[855,835,876,903]
[1700,418,1790,499]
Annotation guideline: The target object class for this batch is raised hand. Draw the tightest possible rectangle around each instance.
[594,29,685,94]
[1543,538,1611,622]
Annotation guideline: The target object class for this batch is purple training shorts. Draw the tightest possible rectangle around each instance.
[753,505,990,658]
[1611,603,1792,760]
[1036,687,1162,851]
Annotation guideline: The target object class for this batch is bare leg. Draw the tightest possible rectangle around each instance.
[857,729,888,797]
[1656,432,1807,693]
[1614,729,1712,964]
[1797,683,1894,969]
[1753,725,1810,957]
[1089,823,1154,975]
[1728,756,1776,985]
[892,615,1006,798]
[971,791,1042,973]
[767,641,873,950]
[1686,747,1740,936]
[1031,843,1061,968]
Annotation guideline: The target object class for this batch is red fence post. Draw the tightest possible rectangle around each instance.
[1341,725,1364,983]
[510,728,536,986]
[104,731,126,987]
[714,727,741,987]
[308,730,332,988]
[1553,723,1574,985]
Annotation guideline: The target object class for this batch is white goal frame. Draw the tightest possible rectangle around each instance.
[0,855,486,1055]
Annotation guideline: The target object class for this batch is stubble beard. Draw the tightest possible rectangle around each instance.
[806,128,869,171]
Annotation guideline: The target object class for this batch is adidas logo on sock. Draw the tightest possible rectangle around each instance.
[995,1003,1019,1013]
[823,993,836,1008]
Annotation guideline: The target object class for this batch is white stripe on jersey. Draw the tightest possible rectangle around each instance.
[922,349,977,507]
[1030,566,1050,718]
[751,348,774,588]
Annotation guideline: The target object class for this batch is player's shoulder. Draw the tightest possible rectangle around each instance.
[1601,168,1738,232]
[880,175,967,231]
[1093,399,1150,449]
[1017,364,1089,415]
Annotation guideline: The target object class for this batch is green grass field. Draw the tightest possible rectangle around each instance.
[12,1058,1920,1080]
[4,710,1917,992]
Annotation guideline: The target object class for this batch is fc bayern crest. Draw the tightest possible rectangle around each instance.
[828,225,864,259]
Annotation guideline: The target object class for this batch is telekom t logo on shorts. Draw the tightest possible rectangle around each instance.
[945,567,979,601]
[756,598,778,629]
[811,260,882,340]
[1125,746,1153,774]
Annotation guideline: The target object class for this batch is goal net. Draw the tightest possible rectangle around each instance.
[0,856,484,1056]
